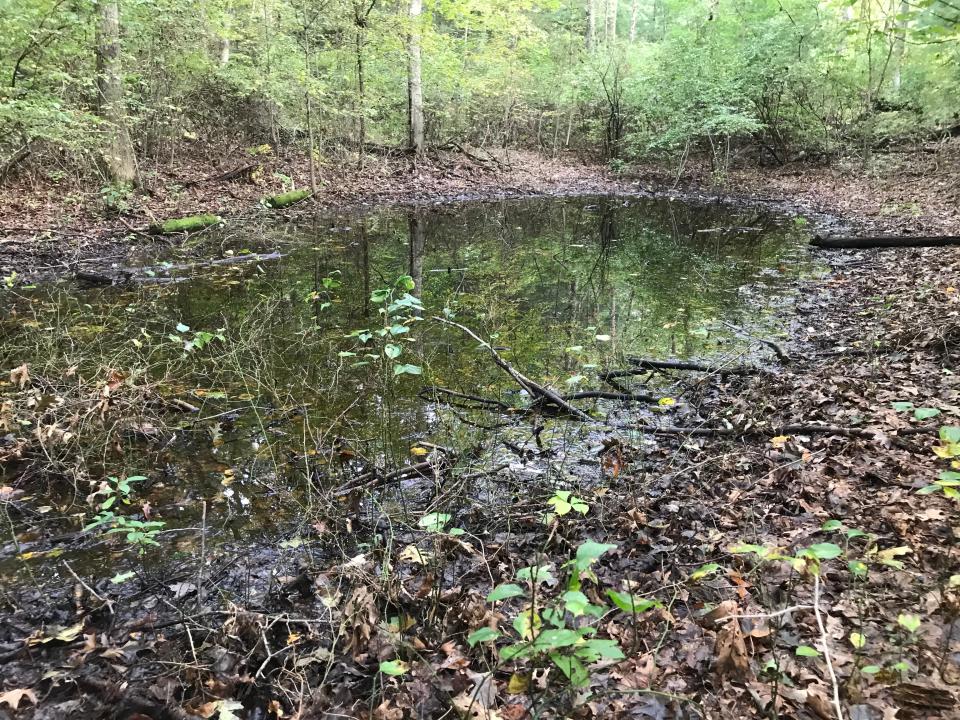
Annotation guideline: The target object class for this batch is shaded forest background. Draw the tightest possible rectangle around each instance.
[1,0,959,191]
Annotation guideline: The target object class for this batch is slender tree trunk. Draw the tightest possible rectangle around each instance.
[892,0,907,91]
[606,0,618,42]
[95,0,137,185]
[407,0,425,157]
[587,0,598,51]
[301,6,317,192]
[629,0,639,41]
[355,26,366,168]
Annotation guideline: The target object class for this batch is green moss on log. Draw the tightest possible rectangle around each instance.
[150,214,222,234]
[265,189,312,208]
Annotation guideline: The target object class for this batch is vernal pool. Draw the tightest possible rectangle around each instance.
[0,195,812,582]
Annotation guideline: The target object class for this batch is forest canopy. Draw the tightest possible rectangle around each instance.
[1,0,959,183]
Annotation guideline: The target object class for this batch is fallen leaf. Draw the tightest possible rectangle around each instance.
[0,688,38,710]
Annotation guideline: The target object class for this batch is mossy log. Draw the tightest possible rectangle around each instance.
[149,214,222,235]
[264,189,312,208]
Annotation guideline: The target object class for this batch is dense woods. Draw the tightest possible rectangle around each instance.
[2,0,959,187]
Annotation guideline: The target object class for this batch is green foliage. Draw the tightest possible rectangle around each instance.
[345,275,423,378]
[2,0,956,173]
[477,539,627,688]
[84,474,166,554]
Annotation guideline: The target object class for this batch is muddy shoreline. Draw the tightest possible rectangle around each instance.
[4,143,959,279]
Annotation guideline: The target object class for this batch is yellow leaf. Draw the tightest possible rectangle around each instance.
[287,632,301,645]
[410,446,429,456]
[658,397,676,407]
[770,435,790,448]
[54,623,84,642]
[507,672,530,694]
[398,544,431,565]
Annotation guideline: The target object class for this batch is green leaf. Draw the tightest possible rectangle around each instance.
[861,665,881,675]
[891,401,914,412]
[393,364,422,376]
[467,628,501,646]
[487,584,525,602]
[110,570,136,584]
[849,632,866,649]
[370,289,390,303]
[384,343,402,359]
[418,512,450,532]
[848,560,868,578]
[395,275,416,291]
[897,614,921,633]
[576,637,625,661]
[939,426,960,443]
[562,590,590,616]
[690,563,721,581]
[606,590,659,614]
[914,407,941,420]
[550,653,589,687]
[821,519,844,532]
[175,323,190,333]
[573,541,617,571]
[532,628,580,650]
[516,565,555,585]
[379,660,409,676]
[803,543,843,560]
[796,645,821,657]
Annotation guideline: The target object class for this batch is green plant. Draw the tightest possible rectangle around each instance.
[468,540,632,688]
[343,275,423,377]
[918,426,960,500]
[84,475,165,553]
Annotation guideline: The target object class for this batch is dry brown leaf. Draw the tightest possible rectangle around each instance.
[0,687,38,710]
[714,619,751,681]
[9,363,30,389]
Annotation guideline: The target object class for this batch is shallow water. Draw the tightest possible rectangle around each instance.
[0,195,812,581]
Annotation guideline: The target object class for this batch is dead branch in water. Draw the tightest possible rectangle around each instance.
[432,316,592,421]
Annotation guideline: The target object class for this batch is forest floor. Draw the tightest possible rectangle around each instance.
[1,143,959,719]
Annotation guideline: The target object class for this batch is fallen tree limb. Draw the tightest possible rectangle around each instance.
[812,235,960,250]
[433,317,592,421]
[560,390,656,403]
[627,357,756,375]
[419,386,512,411]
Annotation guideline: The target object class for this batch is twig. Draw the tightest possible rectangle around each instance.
[62,559,113,613]
[814,572,844,720]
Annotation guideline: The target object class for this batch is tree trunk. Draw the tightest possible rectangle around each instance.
[606,0,618,42]
[95,0,137,185]
[355,26,366,168]
[587,0,598,51]
[629,0,639,41]
[407,0,425,157]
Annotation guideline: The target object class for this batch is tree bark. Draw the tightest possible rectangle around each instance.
[407,0,425,157]
[629,0,639,41]
[587,0,598,51]
[95,0,137,185]
[606,0,619,42]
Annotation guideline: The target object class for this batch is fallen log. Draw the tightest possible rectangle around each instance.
[149,214,222,235]
[265,189,312,208]
[626,357,755,375]
[812,235,960,250]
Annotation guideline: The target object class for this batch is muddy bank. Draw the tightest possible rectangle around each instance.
[3,141,960,277]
